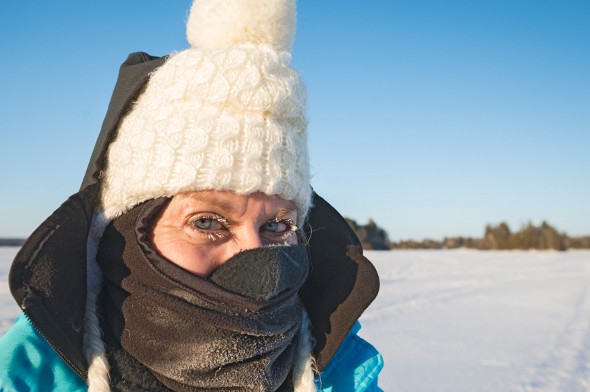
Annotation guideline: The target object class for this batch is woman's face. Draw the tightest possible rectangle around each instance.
[150,190,298,277]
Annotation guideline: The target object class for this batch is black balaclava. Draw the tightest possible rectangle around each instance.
[97,198,309,391]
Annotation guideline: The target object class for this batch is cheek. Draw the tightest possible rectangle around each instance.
[286,233,298,245]
[153,235,224,278]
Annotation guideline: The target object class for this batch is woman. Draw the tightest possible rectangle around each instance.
[0,0,383,390]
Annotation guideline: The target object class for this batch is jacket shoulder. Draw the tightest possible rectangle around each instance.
[0,314,87,392]
[316,322,384,392]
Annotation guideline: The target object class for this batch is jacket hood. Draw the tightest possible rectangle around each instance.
[9,52,379,379]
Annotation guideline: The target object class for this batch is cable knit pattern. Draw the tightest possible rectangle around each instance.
[101,44,310,222]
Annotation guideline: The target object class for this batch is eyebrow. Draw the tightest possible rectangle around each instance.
[276,207,296,220]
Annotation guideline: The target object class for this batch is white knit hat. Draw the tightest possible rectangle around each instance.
[100,0,311,223]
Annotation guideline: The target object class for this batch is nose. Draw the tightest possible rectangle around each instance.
[234,226,264,254]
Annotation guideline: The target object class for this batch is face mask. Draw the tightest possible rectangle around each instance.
[97,198,309,391]
[210,244,308,301]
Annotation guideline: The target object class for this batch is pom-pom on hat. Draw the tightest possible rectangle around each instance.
[99,0,310,224]
[187,0,297,51]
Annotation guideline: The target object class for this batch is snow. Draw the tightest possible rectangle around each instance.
[2,247,590,391]
[358,250,590,391]
[0,247,21,334]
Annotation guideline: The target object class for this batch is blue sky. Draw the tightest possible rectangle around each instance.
[1,1,588,241]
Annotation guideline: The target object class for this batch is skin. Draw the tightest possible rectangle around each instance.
[150,190,298,277]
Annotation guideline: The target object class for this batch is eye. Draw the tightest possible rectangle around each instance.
[190,216,226,231]
[188,214,230,242]
[262,219,297,234]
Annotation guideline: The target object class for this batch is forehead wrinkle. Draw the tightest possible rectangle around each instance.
[182,191,239,215]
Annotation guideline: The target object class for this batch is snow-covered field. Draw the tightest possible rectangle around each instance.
[0,247,20,334]
[2,247,590,391]
[359,250,590,391]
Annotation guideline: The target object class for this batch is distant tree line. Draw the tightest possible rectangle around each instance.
[345,219,590,251]
[345,218,391,250]
[479,221,567,250]
[0,238,25,246]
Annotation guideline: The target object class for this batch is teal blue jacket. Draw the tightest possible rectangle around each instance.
[0,314,383,391]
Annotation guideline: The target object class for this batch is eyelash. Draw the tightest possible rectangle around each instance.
[268,218,298,237]
[206,232,227,242]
